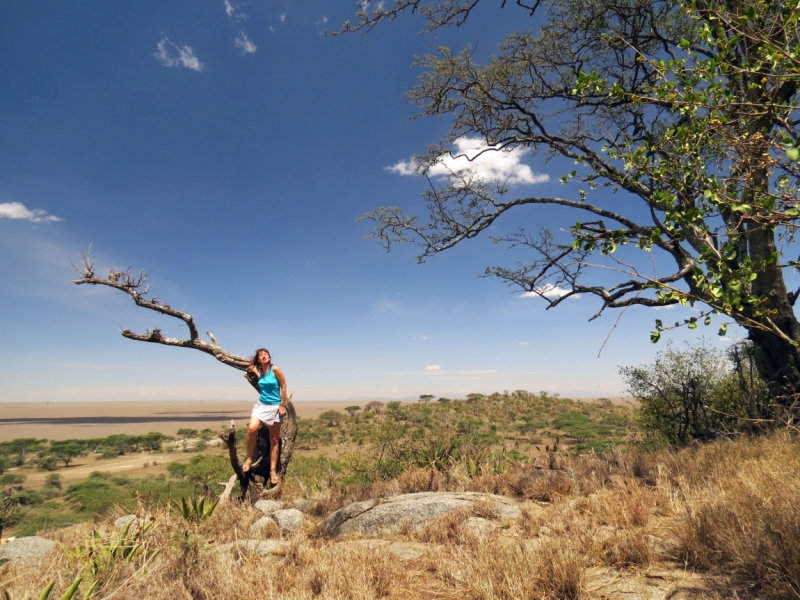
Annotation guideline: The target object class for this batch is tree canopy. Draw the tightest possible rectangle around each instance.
[351,0,800,423]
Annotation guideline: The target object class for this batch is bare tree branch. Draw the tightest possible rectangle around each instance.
[71,250,250,370]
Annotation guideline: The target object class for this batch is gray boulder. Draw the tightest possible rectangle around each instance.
[0,536,56,565]
[323,491,521,538]
[114,515,136,527]
[249,516,279,536]
[269,508,304,535]
[253,499,283,515]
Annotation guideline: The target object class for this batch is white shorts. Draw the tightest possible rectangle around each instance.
[251,403,282,426]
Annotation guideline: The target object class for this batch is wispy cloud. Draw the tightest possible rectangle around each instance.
[426,365,441,371]
[521,284,580,299]
[154,36,204,72]
[224,0,248,21]
[280,13,286,22]
[388,136,548,186]
[519,341,529,346]
[0,202,62,223]
[224,1,257,54]
[234,32,257,54]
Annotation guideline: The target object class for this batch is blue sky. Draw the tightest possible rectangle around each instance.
[0,1,747,403]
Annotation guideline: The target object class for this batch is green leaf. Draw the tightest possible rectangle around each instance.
[704,316,712,326]
[58,576,83,600]
[37,583,55,600]
[731,203,752,212]
[787,147,800,163]
[650,330,661,343]
[718,323,728,336]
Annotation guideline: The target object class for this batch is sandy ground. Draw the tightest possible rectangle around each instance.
[0,400,373,442]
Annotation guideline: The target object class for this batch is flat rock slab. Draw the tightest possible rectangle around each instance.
[337,539,432,561]
[323,491,522,538]
[216,539,288,558]
[0,536,56,565]
[254,500,283,515]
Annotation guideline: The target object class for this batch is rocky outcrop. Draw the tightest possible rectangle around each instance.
[0,536,56,565]
[322,491,522,538]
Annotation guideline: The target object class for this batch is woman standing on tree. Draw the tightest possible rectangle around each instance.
[243,348,287,484]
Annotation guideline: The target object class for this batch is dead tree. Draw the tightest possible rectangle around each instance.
[71,251,298,501]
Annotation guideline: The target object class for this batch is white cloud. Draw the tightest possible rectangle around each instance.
[154,36,204,72]
[234,32,257,54]
[652,304,676,310]
[223,0,248,21]
[224,1,256,54]
[426,365,441,371]
[519,341,529,346]
[0,202,62,223]
[388,136,548,186]
[521,284,580,299]
[280,13,286,22]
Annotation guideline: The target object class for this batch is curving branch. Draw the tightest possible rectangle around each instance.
[71,250,250,370]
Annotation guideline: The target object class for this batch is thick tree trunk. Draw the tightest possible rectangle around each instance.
[219,401,298,501]
[745,226,800,425]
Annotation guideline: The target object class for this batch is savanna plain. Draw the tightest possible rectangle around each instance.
[1,370,799,600]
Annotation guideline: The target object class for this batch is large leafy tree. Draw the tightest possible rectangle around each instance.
[347,0,800,424]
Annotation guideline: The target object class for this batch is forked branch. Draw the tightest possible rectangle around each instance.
[71,250,249,370]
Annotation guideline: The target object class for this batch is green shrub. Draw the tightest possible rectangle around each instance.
[37,455,59,472]
[621,340,773,445]
[0,473,25,487]
[14,489,44,506]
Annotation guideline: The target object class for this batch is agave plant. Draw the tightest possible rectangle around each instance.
[3,574,98,600]
[171,494,218,522]
[67,519,159,581]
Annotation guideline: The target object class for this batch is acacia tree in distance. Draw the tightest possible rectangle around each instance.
[345,0,800,424]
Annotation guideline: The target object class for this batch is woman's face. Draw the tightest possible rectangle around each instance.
[257,350,271,366]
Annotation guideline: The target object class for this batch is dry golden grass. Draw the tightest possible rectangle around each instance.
[3,432,799,599]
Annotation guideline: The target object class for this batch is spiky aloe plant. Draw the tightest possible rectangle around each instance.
[171,494,218,522]
[3,574,98,600]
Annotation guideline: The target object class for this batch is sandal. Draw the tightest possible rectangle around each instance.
[270,469,280,485]
[242,457,253,473]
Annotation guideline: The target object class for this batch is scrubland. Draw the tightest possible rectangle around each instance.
[3,420,799,599]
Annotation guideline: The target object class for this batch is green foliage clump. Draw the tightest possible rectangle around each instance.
[37,455,59,472]
[621,340,773,445]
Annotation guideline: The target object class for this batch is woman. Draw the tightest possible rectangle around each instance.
[243,348,288,485]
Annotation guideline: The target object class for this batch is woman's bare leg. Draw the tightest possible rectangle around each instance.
[244,416,261,471]
[268,420,281,481]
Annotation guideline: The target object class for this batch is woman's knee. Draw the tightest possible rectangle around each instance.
[247,422,261,434]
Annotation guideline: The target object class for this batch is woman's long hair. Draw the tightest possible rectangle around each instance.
[251,348,271,375]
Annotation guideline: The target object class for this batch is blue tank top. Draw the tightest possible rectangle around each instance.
[257,366,282,405]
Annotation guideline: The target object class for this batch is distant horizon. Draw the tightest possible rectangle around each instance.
[0,393,632,404]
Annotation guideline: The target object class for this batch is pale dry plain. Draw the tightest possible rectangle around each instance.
[0,400,366,442]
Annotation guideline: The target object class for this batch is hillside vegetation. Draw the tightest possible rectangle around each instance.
[2,390,799,599]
